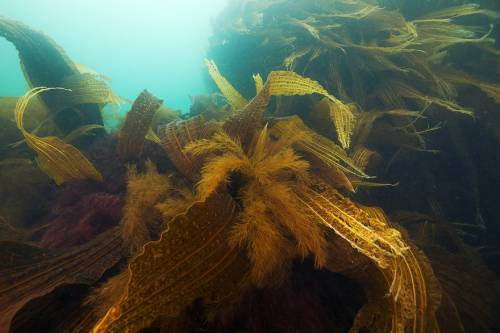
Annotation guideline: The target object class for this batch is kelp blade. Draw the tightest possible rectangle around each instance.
[205,59,248,110]
[118,90,162,161]
[0,228,125,333]
[0,16,103,130]
[15,88,103,184]
[93,192,248,333]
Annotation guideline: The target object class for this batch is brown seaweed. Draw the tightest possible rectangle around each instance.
[0,16,105,132]
[118,90,163,161]
[0,227,126,333]
[93,192,249,333]
[14,88,103,184]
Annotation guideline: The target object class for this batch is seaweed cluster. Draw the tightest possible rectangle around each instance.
[0,1,500,332]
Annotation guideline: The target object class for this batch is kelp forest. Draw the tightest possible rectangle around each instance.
[1,0,500,332]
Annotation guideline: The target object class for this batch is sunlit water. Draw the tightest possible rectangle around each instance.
[0,0,228,112]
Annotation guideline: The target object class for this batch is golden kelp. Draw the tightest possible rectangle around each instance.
[271,116,369,178]
[0,227,125,333]
[314,97,356,149]
[253,73,264,94]
[206,59,355,149]
[58,73,123,112]
[93,193,248,333]
[14,88,103,184]
[91,55,443,330]
[209,0,497,119]
[159,116,218,181]
[299,186,440,333]
[118,90,162,160]
[0,16,104,129]
[205,59,248,110]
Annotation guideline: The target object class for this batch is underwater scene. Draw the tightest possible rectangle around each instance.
[0,0,500,332]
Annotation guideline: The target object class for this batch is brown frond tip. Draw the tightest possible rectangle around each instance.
[159,116,216,181]
[118,90,163,161]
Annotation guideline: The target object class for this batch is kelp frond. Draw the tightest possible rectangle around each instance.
[93,193,248,333]
[63,124,105,143]
[314,98,357,149]
[253,73,264,94]
[299,186,439,333]
[14,87,103,184]
[271,116,370,178]
[118,90,163,160]
[266,70,345,107]
[186,127,327,286]
[351,145,379,172]
[377,80,474,116]
[439,70,500,104]
[416,3,499,21]
[205,59,248,110]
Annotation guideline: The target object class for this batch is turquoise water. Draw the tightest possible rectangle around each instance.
[0,0,228,113]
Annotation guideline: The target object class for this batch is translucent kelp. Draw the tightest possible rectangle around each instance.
[90,63,442,333]
[14,88,103,184]
[1,2,499,333]
[0,16,116,132]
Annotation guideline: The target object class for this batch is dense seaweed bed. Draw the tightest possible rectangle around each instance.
[1,1,500,332]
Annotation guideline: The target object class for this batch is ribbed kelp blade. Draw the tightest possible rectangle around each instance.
[314,97,356,149]
[118,90,163,161]
[438,69,500,104]
[63,124,106,143]
[93,192,249,333]
[223,83,271,147]
[205,59,248,110]
[416,4,499,20]
[352,108,424,147]
[266,70,346,105]
[0,227,125,333]
[298,185,440,333]
[253,74,264,94]
[271,116,369,178]
[57,73,116,108]
[159,116,217,181]
[223,69,351,149]
[351,145,379,172]
[15,88,103,184]
[0,16,103,130]
[377,79,473,116]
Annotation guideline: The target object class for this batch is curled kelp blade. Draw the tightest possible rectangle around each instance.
[159,116,219,181]
[0,227,125,333]
[63,124,106,143]
[298,184,440,333]
[57,73,119,109]
[314,97,357,149]
[118,90,163,161]
[0,16,103,130]
[14,87,103,184]
[210,60,354,148]
[271,116,369,178]
[205,59,248,110]
[93,192,249,333]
